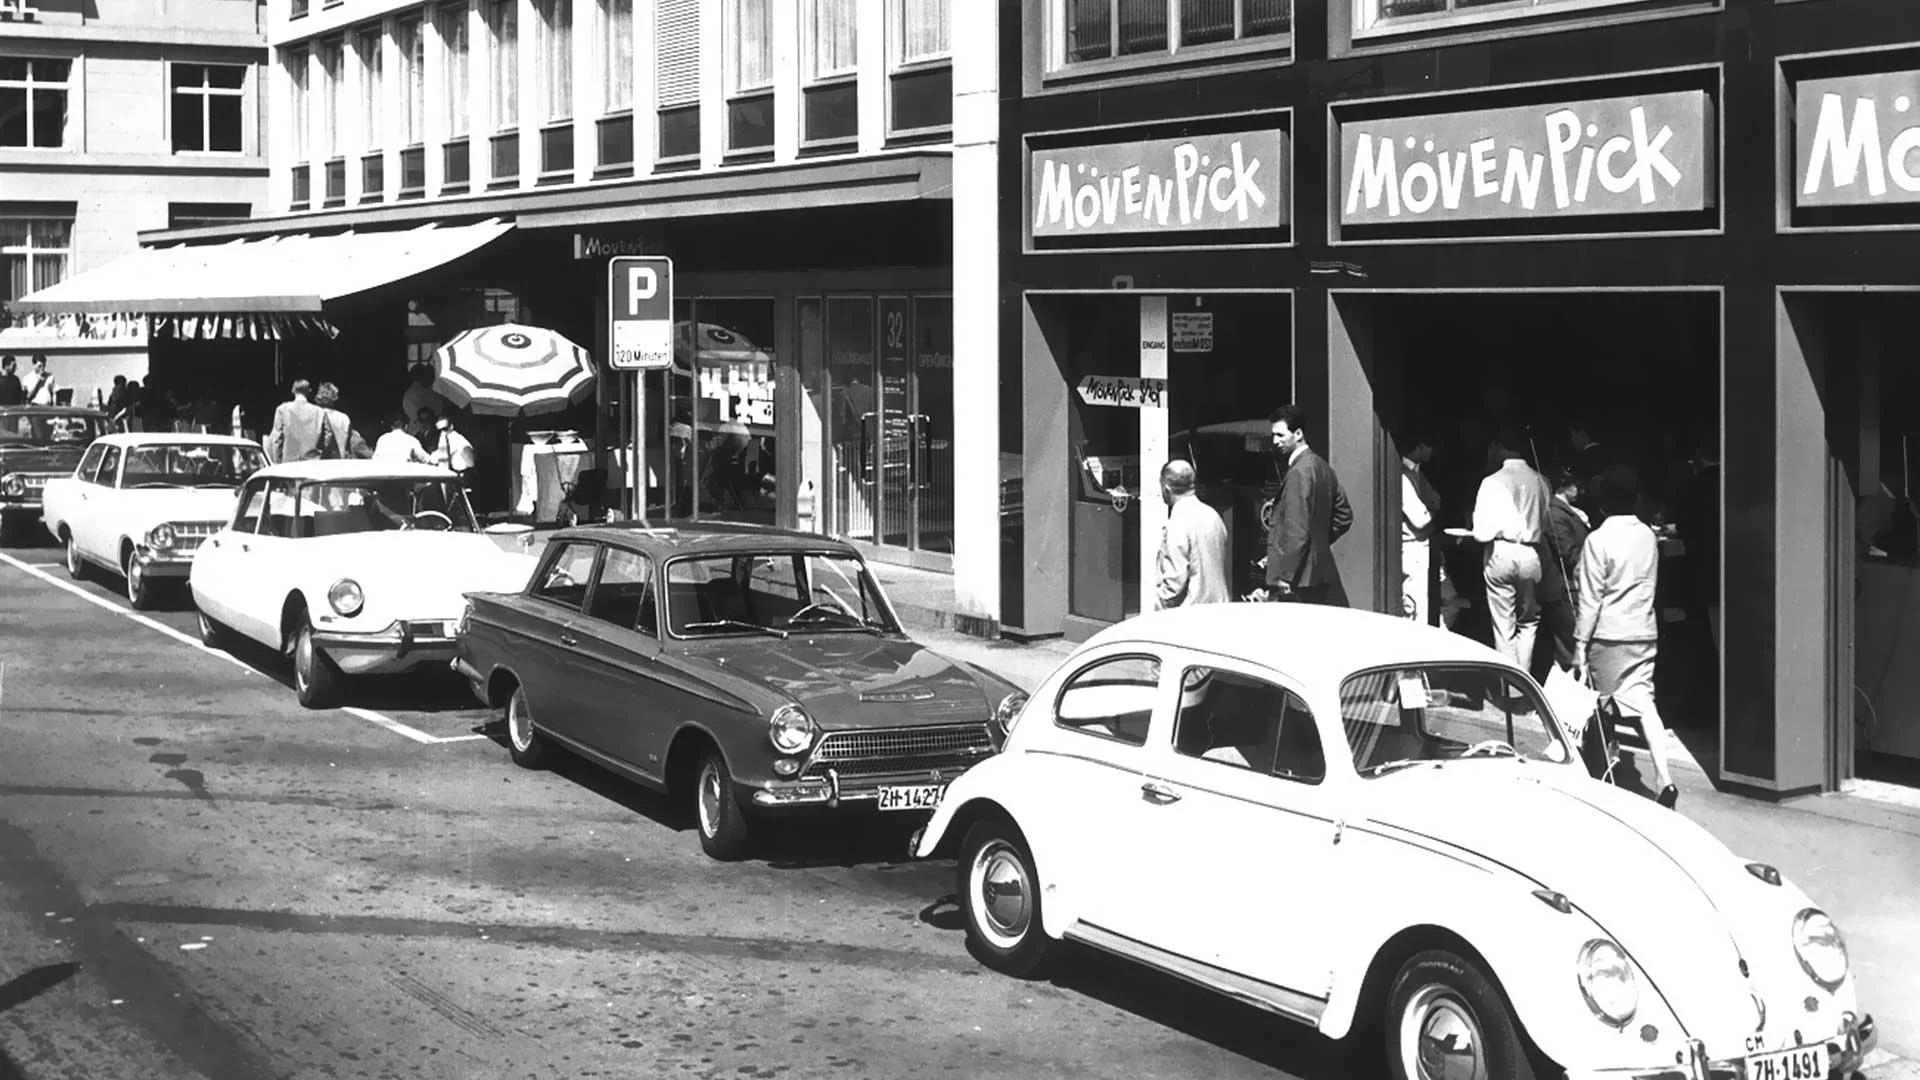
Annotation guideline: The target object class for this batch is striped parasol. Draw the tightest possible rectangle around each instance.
[432,323,597,417]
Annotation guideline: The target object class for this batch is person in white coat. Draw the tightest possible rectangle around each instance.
[1154,459,1232,610]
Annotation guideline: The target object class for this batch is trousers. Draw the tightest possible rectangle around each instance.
[1402,539,1432,625]
[1483,540,1542,669]
[1588,639,1675,790]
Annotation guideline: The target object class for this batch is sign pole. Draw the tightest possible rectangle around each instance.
[606,254,675,522]
[633,369,647,522]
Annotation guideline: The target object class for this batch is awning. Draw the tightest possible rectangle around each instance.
[7,218,513,316]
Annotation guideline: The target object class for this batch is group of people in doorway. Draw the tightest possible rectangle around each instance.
[1152,405,1685,810]
[263,375,475,485]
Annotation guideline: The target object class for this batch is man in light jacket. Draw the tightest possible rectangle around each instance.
[1471,429,1552,670]
[1154,459,1231,610]
[1260,405,1352,605]
[1574,465,1677,809]
[265,379,325,463]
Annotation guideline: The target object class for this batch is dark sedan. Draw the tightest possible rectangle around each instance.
[0,406,110,545]
[453,522,1025,860]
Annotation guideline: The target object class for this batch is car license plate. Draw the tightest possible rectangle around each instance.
[876,784,944,812]
[1746,1043,1828,1080]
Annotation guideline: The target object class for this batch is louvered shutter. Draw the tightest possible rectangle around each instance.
[656,0,701,108]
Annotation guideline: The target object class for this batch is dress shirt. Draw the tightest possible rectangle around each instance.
[374,429,429,463]
[1471,459,1550,544]
[1402,460,1439,543]
[432,429,477,473]
[1574,515,1661,644]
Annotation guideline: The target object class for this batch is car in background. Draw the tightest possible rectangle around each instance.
[42,433,267,609]
[189,461,538,708]
[453,522,1025,860]
[0,406,110,546]
[913,604,1876,1080]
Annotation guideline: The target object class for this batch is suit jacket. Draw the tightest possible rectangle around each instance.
[1265,449,1352,589]
[1155,493,1232,609]
[0,375,21,406]
[1543,497,1590,605]
[320,408,374,460]
[267,398,326,463]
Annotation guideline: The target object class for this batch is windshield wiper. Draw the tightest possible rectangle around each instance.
[788,610,888,635]
[1362,759,1442,779]
[682,619,789,640]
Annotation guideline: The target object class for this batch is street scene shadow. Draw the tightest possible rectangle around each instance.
[0,962,82,1080]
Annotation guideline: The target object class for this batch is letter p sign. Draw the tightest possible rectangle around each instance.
[608,255,673,370]
[627,267,657,314]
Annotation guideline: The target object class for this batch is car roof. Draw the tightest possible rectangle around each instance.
[1082,604,1520,685]
[0,406,106,417]
[96,432,261,448]
[550,520,863,557]
[253,460,456,481]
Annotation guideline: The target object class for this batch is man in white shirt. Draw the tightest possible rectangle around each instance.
[1401,435,1443,625]
[1575,465,1677,809]
[1471,430,1552,669]
[1154,459,1231,609]
[24,355,57,405]
[373,413,429,463]
[431,415,477,484]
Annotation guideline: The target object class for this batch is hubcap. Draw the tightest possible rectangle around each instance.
[969,839,1032,949]
[294,628,313,689]
[1401,984,1488,1080]
[126,560,142,600]
[66,541,78,571]
[508,694,532,752]
[697,762,722,838]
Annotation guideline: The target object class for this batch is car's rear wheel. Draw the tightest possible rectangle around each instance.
[694,750,753,861]
[505,685,551,769]
[64,535,88,580]
[957,818,1051,978]
[1387,949,1534,1080]
[291,612,343,710]
[123,551,155,610]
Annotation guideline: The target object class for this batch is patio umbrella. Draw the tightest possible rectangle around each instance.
[432,323,597,417]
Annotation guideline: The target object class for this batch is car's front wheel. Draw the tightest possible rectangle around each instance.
[64,535,88,581]
[505,685,551,769]
[123,551,156,610]
[694,750,753,861]
[291,612,343,709]
[957,818,1051,978]
[1386,949,1534,1080]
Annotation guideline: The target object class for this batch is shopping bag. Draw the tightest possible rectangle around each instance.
[1541,665,1599,740]
[1580,696,1624,783]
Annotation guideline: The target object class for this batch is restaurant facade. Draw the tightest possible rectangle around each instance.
[996,0,1920,797]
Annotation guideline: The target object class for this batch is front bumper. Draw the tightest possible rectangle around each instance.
[0,500,43,517]
[132,545,197,579]
[749,766,960,810]
[1567,1012,1876,1080]
[311,620,459,676]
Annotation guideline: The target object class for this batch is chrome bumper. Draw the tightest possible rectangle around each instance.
[1569,1012,1876,1080]
[749,767,950,809]
[311,622,458,675]
[132,546,196,578]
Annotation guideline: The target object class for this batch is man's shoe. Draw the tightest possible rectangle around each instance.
[1657,785,1679,809]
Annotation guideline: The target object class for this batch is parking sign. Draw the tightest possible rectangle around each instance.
[608,255,673,370]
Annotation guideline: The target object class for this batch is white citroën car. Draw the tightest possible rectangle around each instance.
[41,433,268,610]
[189,460,537,709]
[912,605,1876,1080]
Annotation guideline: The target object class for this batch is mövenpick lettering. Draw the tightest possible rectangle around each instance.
[1800,88,1920,202]
[1032,133,1280,236]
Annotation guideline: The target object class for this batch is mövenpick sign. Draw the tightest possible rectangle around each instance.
[1030,129,1288,238]
[1796,71,1920,207]
[1339,91,1713,226]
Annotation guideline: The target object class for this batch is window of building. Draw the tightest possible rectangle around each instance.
[438,3,469,138]
[317,38,344,158]
[1351,0,1650,38]
[170,63,245,153]
[488,0,517,130]
[287,47,309,161]
[167,202,252,230]
[802,0,856,143]
[534,0,571,122]
[0,57,70,148]
[600,0,632,112]
[655,0,700,161]
[0,212,72,308]
[355,27,383,150]
[397,14,425,145]
[1052,0,1289,69]
[890,0,950,133]
[726,0,773,152]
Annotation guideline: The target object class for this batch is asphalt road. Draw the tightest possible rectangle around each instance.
[0,540,1363,1080]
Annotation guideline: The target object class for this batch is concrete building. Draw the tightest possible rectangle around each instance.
[0,0,268,406]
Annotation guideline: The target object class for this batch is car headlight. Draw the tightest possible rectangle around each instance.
[0,474,23,498]
[1577,939,1640,1027]
[1792,909,1849,990]
[327,578,365,617]
[768,704,816,755]
[993,691,1029,737]
[147,523,177,551]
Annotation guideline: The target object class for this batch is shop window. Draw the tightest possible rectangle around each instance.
[1352,0,1673,40]
[803,0,857,145]
[438,2,469,138]
[655,0,701,162]
[0,211,71,307]
[1051,0,1288,72]
[890,0,949,134]
[171,63,245,154]
[0,56,69,148]
[668,299,779,525]
[726,0,774,153]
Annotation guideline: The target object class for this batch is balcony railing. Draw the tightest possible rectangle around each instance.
[489,132,519,188]
[399,146,425,198]
[323,157,346,207]
[442,138,470,193]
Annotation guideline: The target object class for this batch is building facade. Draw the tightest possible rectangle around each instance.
[993,0,1920,798]
[0,0,269,404]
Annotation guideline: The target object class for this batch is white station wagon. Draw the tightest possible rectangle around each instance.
[189,460,537,708]
[913,605,1876,1080]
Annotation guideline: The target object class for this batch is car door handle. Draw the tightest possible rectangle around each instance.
[208,537,220,549]
[1140,781,1181,805]
[559,633,579,647]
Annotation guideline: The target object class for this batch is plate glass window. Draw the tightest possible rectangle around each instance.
[170,64,245,153]
[0,214,71,308]
[0,57,70,148]
[488,0,517,130]
[665,299,779,523]
[727,0,773,150]
[1055,0,1290,67]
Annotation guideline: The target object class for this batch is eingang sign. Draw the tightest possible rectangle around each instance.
[1796,71,1920,208]
[1338,91,1714,226]
[1030,128,1289,239]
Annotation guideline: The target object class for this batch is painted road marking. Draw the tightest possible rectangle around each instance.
[0,550,482,746]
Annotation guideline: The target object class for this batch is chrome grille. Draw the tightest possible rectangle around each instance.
[168,520,224,555]
[803,723,995,780]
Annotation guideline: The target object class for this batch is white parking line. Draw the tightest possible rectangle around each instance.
[0,550,481,746]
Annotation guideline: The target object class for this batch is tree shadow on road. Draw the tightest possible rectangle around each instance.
[0,962,81,1080]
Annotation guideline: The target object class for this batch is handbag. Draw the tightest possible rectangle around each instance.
[1580,695,1624,784]
[1542,665,1599,739]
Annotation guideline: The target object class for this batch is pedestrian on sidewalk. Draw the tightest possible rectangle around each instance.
[1541,466,1592,675]
[24,355,57,406]
[374,413,430,463]
[1401,431,1445,625]
[1257,405,1352,606]
[265,379,324,463]
[1154,459,1231,610]
[313,383,373,459]
[1575,465,1679,809]
[1471,428,1553,670]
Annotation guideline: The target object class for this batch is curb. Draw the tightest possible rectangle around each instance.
[1864,1049,1920,1080]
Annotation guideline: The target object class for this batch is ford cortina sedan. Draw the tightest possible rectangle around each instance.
[190,461,538,708]
[913,604,1876,1080]
[42,433,267,609]
[0,406,109,546]
[453,522,1025,860]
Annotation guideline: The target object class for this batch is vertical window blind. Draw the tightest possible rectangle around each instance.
[438,3,469,137]
[808,0,856,80]
[731,0,772,93]
[900,0,949,63]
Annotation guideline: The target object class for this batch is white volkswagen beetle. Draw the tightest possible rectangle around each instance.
[189,460,537,708]
[913,605,1876,1080]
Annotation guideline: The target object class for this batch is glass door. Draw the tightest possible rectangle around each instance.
[912,296,954,555]
[827,297,877,542]
[666,297,778,525]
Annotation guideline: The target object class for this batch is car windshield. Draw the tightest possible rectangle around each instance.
[665,551,898,638]
[0,411,107,447]
[121,444,267,488]
[294,478,479,537]
[1340,664,1571,777]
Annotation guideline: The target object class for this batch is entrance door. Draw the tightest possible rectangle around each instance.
[665,297,778,525]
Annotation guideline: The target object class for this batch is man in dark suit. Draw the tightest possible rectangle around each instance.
[0,357,21,407]
[1260,404,1352,606]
